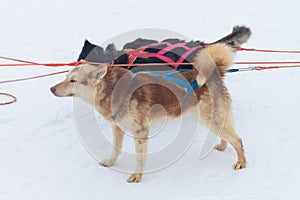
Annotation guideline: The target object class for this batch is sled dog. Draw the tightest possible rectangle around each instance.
[51,43,248,182]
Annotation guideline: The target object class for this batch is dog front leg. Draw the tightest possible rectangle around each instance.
[127,128,148,183]
[100,125,124,167]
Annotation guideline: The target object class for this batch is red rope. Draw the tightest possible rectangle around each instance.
[0,59,87,67]
[0,56,38,64]
[0,57,299,67]
[1,63,299,85]
[235,61,300,65]
[78,61,300,67]
[2,61,300,67]
[0,70,69,84]
[43,61,87,67]
[0,60,300,85]
[2,55,300,67]
[255,65,300,70]
[237,47,300,54]
[0,92,17,105]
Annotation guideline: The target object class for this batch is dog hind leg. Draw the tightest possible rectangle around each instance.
[198,86,246,170]
[216,114,246,170]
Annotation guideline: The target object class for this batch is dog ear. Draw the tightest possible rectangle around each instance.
[105,43,117,53]
[88,66,108,85]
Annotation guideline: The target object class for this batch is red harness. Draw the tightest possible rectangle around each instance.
[124,41,204,69]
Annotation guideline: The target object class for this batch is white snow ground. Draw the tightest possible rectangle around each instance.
[1,0,300,199]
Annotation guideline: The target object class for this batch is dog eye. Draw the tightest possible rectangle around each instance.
[70,79,77,83]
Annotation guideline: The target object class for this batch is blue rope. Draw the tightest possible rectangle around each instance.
[131,70,198,104]
[112,112,117,120]
[226,67,255,73]
[226,68,239,73]
[184,80,198,102]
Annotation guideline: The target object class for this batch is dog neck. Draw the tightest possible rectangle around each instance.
[93,67,132,121]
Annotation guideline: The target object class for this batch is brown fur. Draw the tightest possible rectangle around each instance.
[51,44,246,183]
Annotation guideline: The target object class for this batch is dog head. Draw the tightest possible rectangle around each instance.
[50,64,108,104]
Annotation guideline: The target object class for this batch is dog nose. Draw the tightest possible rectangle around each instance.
[50,87,56,94]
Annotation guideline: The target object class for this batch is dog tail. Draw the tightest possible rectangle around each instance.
[213,26,251,48]
[194,43,233,86]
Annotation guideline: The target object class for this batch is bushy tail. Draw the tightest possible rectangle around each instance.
[213,26,251,48]
[194,43,233,86]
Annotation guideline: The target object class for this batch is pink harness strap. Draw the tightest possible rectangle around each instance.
[125,41,203,69]
[173,46,203,68]
[125,41,173,64]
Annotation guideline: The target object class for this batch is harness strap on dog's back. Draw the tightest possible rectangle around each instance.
[125,42,203,69]
[131,70,198,103]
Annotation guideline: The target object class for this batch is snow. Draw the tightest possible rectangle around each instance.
[1,0,300,199]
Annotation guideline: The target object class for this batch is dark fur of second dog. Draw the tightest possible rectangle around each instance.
[77,26,251,71]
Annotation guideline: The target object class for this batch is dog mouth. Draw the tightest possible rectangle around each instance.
[59,93,74,97]
[52,93,74,97]
[50,87,74,97]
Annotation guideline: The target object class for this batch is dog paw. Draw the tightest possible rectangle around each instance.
[127,173,142,183]
[214,143,227,151]
[233,161,246,170]
[100,159,115,167]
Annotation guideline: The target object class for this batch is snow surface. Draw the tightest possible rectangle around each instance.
[1,0,300,199]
